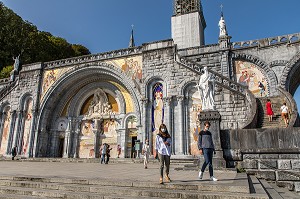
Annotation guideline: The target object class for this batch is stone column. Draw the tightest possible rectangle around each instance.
[148,101,154,155]
[93,119,102,158]
[17,111,26,155]
[0,112,4,148]
[117,128,126,158]
[26,110,38,157]
[72,120,81,158]
[163,97,173,153]
[184,99,190,155]
[141,98,148,142]
[63,117,73,158]
[12,111,22,151]
[176,95,184,155]
[7,110,17,155]
[219,35,232,79]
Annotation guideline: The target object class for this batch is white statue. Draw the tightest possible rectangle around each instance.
[218,16,227,36]
[13,54,20,71]
[196,67,215,110]
[87,88,109,116]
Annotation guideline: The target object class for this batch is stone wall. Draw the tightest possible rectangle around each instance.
[221,128,300,191]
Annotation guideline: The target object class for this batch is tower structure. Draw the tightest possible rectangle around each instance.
[171,0,206,49]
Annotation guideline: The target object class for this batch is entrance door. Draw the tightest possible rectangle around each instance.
[58,138,64,157]
[131,136,137,158]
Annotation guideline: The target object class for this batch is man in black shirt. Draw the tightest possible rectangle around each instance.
[198,121,218,181]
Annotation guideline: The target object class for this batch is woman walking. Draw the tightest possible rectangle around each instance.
[155,124,172,184]
[142,139,150,169]
[266,99,274,122]
[198,121,218,181]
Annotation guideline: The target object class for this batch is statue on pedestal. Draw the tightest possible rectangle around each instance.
[196,67,215,110]
[13,54,20,72]
[218,16,227,37]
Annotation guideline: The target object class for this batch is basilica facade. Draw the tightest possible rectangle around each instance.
[0,0,299,159]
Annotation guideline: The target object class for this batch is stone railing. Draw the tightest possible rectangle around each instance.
[0,77,18,101]
[0,77,11,85]
[175,53,247,96]
[232,32,300,49]
[177,44,220,56]
[44,46,143,69]
[277,86,299,127]
[175,53,258,129]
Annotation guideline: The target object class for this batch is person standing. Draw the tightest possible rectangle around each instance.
[142,139,150,169]
[105,144,112,164]
[100,143,107,164]
[11,146,17,160]
[198,121,218,181]
[155,124,172,184]
[281,102,289,127]
[266,99,274,122]
[117,144,121,158]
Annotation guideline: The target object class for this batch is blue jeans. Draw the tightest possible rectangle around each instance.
[201,148,214,177]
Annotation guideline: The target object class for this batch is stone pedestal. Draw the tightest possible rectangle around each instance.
[198,110,226,168]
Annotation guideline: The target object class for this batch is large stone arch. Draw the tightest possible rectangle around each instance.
[280,52,300,95]
[35,62,142,156]
[232,53,278,95]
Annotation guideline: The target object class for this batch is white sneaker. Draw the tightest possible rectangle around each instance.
[210,176,218,181]
[198,171,203,179]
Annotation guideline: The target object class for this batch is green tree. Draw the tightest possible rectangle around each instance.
[0,65,13,79]
[0,2,91,78]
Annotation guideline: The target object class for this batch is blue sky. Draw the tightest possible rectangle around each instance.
[2,0,300,111]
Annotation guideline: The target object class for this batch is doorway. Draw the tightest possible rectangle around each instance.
[58,138,64,157]
[131,136,137,158]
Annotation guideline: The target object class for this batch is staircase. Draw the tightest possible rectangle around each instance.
[257,97,286,128]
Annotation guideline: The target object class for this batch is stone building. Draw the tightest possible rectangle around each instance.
[0,0,299,162]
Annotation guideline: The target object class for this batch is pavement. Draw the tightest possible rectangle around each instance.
[0,160,242,186]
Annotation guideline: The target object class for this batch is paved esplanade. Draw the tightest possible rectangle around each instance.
[0,161,239,185]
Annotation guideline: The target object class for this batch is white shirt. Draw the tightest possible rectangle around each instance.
[281,105,288,113]
[155,134,172,156]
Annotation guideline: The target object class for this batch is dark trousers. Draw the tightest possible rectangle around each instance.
[201,148,214,177]
[101,154,106,164]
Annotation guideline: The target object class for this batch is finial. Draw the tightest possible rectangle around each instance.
[220,4,224,17]
[129,24,135,48]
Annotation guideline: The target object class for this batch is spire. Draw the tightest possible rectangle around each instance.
[129,25,135,48]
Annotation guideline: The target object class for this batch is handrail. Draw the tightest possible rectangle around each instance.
[277,86,298,127]
[174,52,258,129]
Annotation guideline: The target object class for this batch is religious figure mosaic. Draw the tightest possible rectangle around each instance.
[0,107,11,155]
[235,61,269,97]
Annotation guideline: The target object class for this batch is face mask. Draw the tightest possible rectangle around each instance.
[161,128,166,133]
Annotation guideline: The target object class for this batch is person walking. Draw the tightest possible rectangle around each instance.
[266,99,274,122]
[198,121,218,181]
[105,144,112,164]
[100,143,107,164]
[281,102,289,127]
[155,124,172,184]
[142,139,150,169]
[11,146,17,160]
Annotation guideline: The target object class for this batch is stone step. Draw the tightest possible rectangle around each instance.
[260,180,300,199]
[0,194,56,199]
[0,185,269,199]
[0,177,249,194]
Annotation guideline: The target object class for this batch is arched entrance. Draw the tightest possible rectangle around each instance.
[35,63,141,158]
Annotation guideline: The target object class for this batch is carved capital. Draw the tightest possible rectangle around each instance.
[141,97,148,106]
[163,97,172,106]
[176,95,185,103]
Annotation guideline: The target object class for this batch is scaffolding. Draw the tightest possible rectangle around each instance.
[173,0,202,15]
